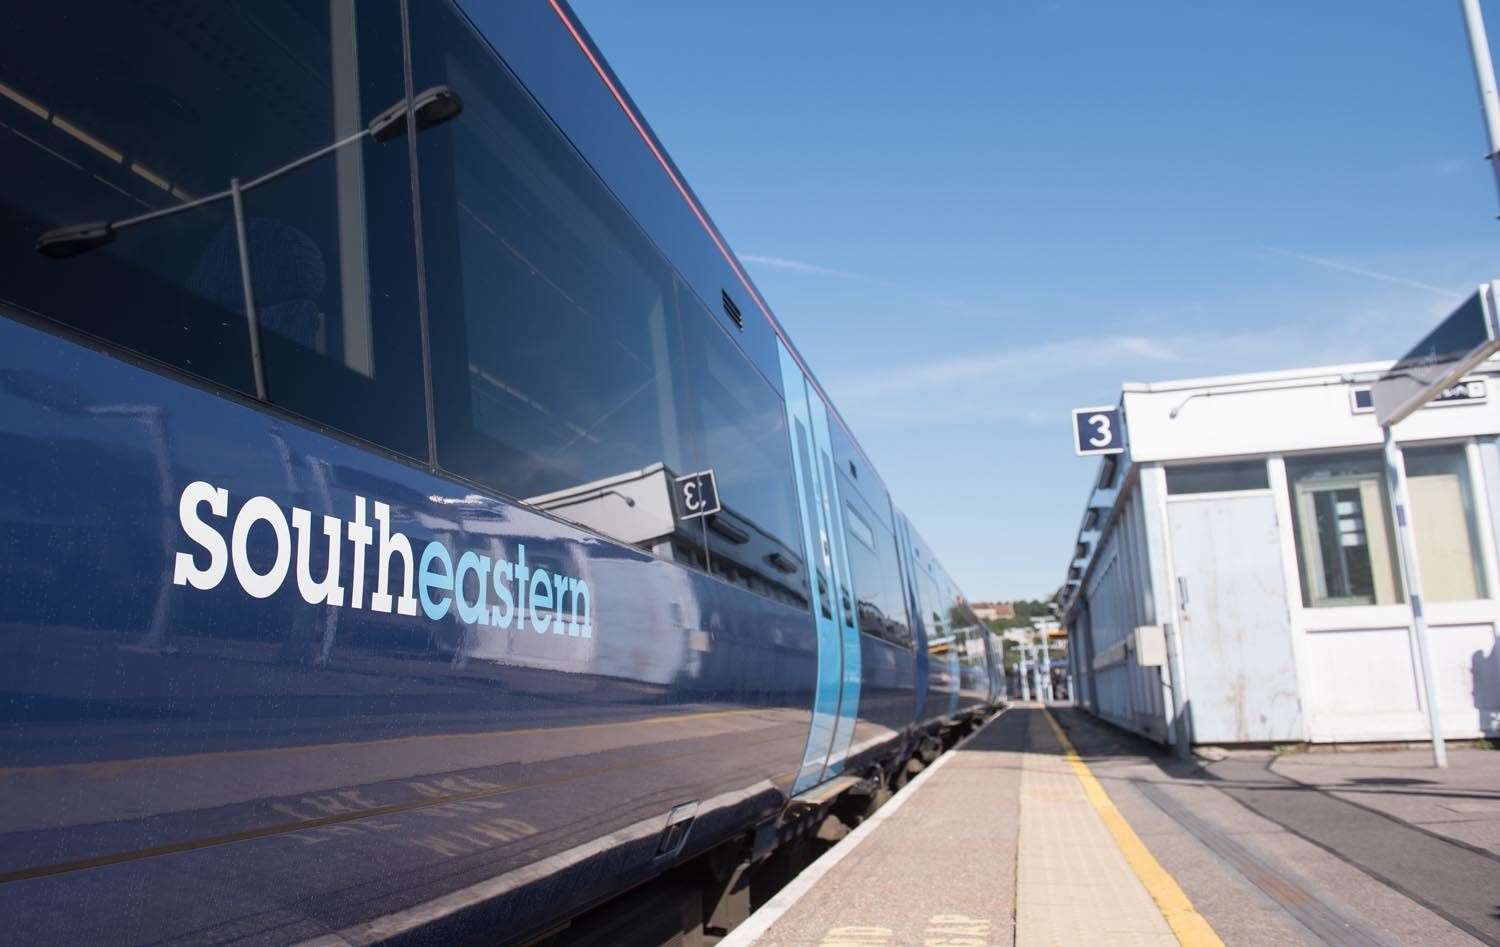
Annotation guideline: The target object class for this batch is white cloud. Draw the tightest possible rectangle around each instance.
[823,300,1446,432]
[1432,157,1469,177]
[741,253,863,279]
[830,334,1186,404]
[1118,336,1184,361]
[1262,246,1463,299]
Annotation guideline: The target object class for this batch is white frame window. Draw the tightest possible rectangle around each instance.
[1286,453,1402,608]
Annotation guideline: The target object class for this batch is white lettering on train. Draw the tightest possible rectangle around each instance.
[171,480,592,637]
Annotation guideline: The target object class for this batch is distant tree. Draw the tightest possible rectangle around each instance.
[984,598,1051,631]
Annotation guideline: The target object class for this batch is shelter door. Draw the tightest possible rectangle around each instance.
[1168,493,1303,743]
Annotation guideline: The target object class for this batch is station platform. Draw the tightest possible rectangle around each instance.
[720,705,1500,947]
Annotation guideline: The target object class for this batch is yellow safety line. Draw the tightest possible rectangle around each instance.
[1042,708,1224,947]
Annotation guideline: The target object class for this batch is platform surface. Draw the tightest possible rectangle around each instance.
[724,705,1500,947]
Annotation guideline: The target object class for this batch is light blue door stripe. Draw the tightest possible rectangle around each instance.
[811,398,860,778]
[779,342,843,794]
[827,620,862,774]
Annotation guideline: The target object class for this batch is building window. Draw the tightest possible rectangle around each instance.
[1405,445,1488,602]
[1166,460,1269,495]
[1287,453,1402,607]
[1097,455,1119,489]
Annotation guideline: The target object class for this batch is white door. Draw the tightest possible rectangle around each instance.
[1169,494,1304,743]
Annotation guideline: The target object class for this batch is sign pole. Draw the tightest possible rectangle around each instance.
[1460,0,1500,212]
[1381,424,1449,768]
[1039,631,1053,701]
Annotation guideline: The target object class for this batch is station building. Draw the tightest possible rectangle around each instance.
[1060,361,1500,747]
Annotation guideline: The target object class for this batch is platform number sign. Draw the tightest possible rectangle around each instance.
[675,469,721,520]
[1072,405,1124,456]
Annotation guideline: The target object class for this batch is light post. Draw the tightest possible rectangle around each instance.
[35,86,461,401]
[1379,427,1447,768]
[1460,0,1500,210]
[1038,629,1054,702]
[1372,285,1500,767]
[1018,640,1031,702]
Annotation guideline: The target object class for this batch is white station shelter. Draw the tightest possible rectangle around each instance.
[1060,360,1500,747]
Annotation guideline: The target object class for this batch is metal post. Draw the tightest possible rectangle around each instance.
[1461,0,1500,211]
[1067,629,1080,705]
[1039,632,1053,702]
[230,178,267,401]
[1018,645,1031,702]
[1031,639,1043,702]
[1382,425,1449,768]
[1023,642,1032,702]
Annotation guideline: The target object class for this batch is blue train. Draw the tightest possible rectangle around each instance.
[0,2,1004,944]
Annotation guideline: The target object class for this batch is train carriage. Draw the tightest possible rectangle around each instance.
[0,2,1002,944]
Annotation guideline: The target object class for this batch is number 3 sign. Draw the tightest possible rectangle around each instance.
[1071,405,1124,456]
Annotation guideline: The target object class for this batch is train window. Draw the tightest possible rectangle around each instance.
[845,503,876,552]
[680,290,808,608]
[450,5,787,392]
[412,1,713,564]
[0,3,429,460]
[916,569,948,651]
[1165,460,1268,495]
[840,481,912,649]
[819,444,858,636]
[830,418,892,531]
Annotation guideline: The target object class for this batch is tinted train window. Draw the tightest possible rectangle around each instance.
[840,483,912,648]
[412,2,713,565]
[907,531,951,651]
[830,417,892,532]
[0,3,429,459]
[681,291,808,608]
[915,566,949,652]
[845,502,876,550]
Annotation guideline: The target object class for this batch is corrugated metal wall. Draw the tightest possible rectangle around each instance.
[1079,489,1168,741]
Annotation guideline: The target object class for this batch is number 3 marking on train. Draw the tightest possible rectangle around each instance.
[675,469,722,519]
[1071,406,1124,456]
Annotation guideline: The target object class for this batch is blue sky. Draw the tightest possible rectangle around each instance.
[571,0,1500,601]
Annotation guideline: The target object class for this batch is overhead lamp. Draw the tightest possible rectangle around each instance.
[37,86,462,259]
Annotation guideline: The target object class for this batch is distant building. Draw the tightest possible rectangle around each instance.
[1060,361,1500,748]
[971,601,1015,622]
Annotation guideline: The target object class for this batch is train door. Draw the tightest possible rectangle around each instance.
[808,387,861,777]
[779,342,845,792]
